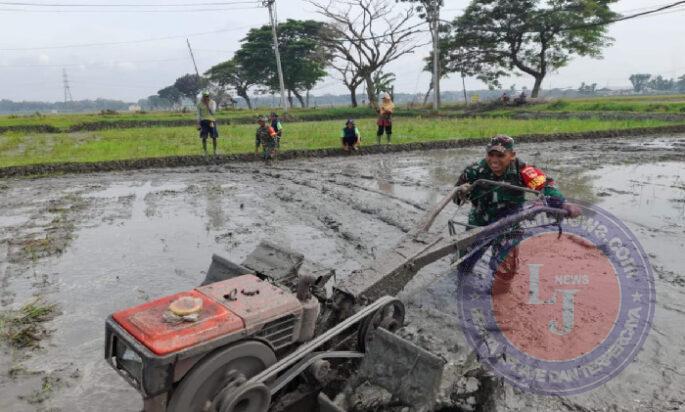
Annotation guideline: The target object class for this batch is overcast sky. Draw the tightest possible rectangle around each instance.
[0,0,683,102]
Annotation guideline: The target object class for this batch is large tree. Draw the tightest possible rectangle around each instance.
[140,95,174,110]
[205,58,257,109]
[331,60,365,107]
[173,74,208,101]
[449,0,618,98]
[311,0,422,108]
[647,75,675,91]
[157,85,183,107]
[629,74,651,93]
[236,19,330,108]
[578,82,597,95]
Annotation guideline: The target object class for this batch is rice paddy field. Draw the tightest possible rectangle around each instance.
[2,95,685,168]
[1,116,682,167]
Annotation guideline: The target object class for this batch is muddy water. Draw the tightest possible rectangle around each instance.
[0,135,683,411]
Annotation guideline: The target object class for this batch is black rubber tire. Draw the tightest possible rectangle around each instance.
[167,340,276,412]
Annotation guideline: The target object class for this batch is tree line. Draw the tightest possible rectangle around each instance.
[0,99,130,114]
[628,74,685,93]
[136,0,653,110]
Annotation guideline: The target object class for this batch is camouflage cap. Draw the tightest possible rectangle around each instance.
[202,90,210,97]
[257,116,268,123]
[486,134,515,153]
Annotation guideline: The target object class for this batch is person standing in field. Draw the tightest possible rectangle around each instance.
[196,91,219,156]
[341,119,361,152]
[376,92,394,144]
[255,116,277,163]
[270,112,283,156]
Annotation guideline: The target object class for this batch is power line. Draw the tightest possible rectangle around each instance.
[614,2,676,14]
[446,1,685,31]
[587,0,685,27]
[0,5,261,12]
[627,5,685,20]
[0,1,260,7]
[546,1,685,32]
[68,80,165,89]
[0,24,254,51]
[327,21,429,42]
[0,57,190,69]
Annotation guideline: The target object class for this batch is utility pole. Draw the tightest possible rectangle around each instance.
[430,0,440,111]
[62,68,73,103]
[263,0,288,114]
[461,71,468,106]
[186,39,200,77]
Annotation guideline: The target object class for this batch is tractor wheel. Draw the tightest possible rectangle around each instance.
[357,298,405,352]
[213,381,271,412]
[167,340,276,412]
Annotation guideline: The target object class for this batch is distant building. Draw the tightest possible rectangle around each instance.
[128,104,142,112]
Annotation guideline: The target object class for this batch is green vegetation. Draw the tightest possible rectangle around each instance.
[448,1,616,97]
[2,96,685,169]
[3,95,685,133]
[523,96,685,113]
[19,375,63,404]
[0,106,430,130]
[1,116,681,168]
[0,300,58,349]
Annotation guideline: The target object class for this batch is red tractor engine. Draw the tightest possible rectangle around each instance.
[105,274,319,412]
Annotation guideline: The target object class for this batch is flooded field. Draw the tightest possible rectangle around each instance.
[0,135,683,411]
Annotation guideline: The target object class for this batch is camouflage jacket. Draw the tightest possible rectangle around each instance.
[457,158,565,226]
[255,126,277,148]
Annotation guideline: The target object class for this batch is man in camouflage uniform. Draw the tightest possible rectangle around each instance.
[454,135,581,293]
[255,116,277,162]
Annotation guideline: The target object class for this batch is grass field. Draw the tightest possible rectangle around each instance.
[3,95,685,131]
[522,96,685,113]
[1,116,680,168]
[0,106,441,130]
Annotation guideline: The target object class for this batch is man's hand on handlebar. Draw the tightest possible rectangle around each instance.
[454,183,472,205]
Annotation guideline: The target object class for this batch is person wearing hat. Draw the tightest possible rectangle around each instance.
[255,116,277,162]
[453,134,581,293]
[197,91,219,156]
[341,119,361,152]
[376,92,394,144]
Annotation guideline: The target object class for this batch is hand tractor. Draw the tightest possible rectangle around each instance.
[104,180,567,412]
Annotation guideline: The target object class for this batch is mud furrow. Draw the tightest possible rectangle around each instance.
[261,170,416,233]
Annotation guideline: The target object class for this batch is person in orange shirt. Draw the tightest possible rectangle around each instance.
[376,92,394,144]
[255,116,277,162]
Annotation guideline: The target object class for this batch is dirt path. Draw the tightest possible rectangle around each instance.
[0,135,683,411]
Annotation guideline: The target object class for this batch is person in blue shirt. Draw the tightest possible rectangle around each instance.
[341,119,361,152]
